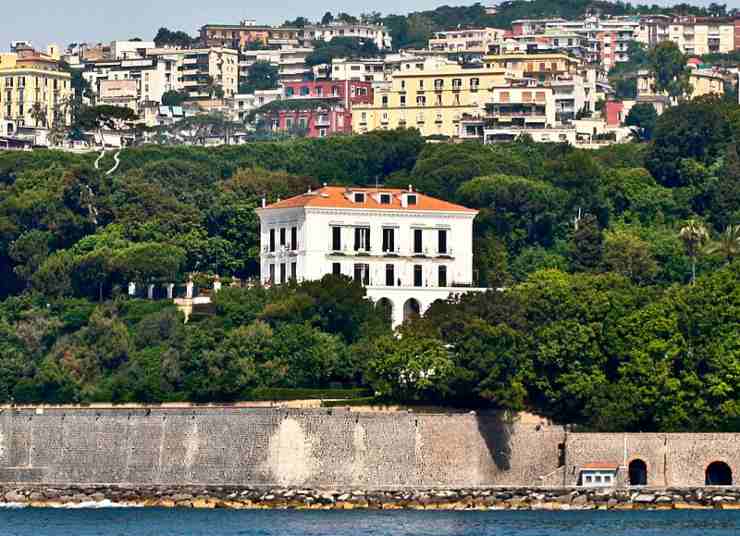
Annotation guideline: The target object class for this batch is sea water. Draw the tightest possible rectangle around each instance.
[1,509,740,536]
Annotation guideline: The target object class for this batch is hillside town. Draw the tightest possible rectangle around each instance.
[2,3,739,151]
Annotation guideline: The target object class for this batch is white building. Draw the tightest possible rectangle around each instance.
[303,23,392,50]
[256,185,483,327]
[428,27,507,54]
[239,47,313,85]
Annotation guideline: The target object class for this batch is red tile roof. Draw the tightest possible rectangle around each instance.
[261,186,477,213]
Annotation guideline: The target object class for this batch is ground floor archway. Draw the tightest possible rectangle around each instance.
[403,298,421,323]
[706,461,733,486]
[628,459,648,486]
[376,298,394,327]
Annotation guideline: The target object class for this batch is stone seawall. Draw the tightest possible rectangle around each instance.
[0,407,563,488]
[4,485,740,510]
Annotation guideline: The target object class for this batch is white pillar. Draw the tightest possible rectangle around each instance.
[186,280,194,299]
[167,284,174,299]
[147,284,154,300]
[213,278,222,293]
[128,282,136,296]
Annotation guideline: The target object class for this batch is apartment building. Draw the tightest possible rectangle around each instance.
[428,28,508,54]
[239,47,312,85]
[147,47,239,99]
[231,89,282,121]
[256,185,480,326]
[200,22,272,49]
[260,80,373,138]
[83,54,180,110]
[0,45,72,130]
[303,22,392,50]
[636,15,672,47]
[327,58,387,83]
[668,17,736,56]
[352,57,507,137]
[636,67,725,101]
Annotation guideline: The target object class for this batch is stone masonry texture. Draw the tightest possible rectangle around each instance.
[0,408,563,488]
[2,408,739,489]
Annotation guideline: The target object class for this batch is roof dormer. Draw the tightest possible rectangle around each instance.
[400,186,418,208]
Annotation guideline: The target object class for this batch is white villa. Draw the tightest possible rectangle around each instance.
[256,185,485,327]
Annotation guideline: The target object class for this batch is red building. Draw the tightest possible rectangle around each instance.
[604,101,625,127]
[264,80,373,138]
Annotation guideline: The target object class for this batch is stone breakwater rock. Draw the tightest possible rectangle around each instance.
[3,487,740,510]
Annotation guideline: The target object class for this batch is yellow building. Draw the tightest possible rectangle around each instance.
[0,45,72,129]
[483,52,581,82]
[352,58,507,137]
[637,68,725,100]
[668,17,736,56]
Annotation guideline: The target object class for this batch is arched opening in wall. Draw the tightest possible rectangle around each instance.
[403,298,421,323]
[706,461,733,486]
[628,459,648,486]
[376,298,393,326]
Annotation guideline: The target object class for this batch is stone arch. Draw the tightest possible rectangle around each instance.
[628,459,648,486]
[403,298,421,322]
[706,461,733,486]
[376,297,394,326]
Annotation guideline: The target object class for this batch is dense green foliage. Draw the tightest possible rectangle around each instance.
[2,97,740,432]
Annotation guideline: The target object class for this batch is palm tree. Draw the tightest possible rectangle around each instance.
[30,102,47,128]
[679,219,709,285]
[705,224,740,265]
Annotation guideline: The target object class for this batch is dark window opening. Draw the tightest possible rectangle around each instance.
[279,228,286,247]
[414,264,423,287]
[291,227,298,250]
[382,228,395,252]
[438,229,448,254]
[269,263,275,283]
[280,263,286,284]
[414,229,423,254]
[407,194,417,205]
[269,229,276,252]
[354,263,370,285]
[385,264,394,286]
[332,226,341,250]
[354,227,370,251]
[438,265,447,287]
[290,261,297,280]
[354,192,365,203]
[380,193,391,204]
[332,262,341,276]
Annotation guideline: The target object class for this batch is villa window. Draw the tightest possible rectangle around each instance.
[354,227,370,251]
[354,192,366,203]
[385,264,395,286]
[291,261,297,281]
[291,227,298,250]
[407,194,417,205]
[438,265,447,287]
[438,230,448,254]
[382,228,395,252]
[414,265,423,287]
[380,193,392,204]
[280,263,286,284]
[280,228,286,247]
[269,229,276,252]
[354,263,370,285]
[332,262,341,275]
[269,263,275,283]
[414,229,423,254]
[332,226,342,251]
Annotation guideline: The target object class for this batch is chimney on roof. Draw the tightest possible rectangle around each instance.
[408,184,413,192]
[323,182,327,187]
[307,186,312,194]
[276,196,281,203]
[261,197,266,208]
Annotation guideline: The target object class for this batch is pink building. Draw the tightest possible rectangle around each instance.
[264,80,373,138]
[605,101,625,127]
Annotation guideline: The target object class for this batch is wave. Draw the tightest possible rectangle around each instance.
[0,500,144,509]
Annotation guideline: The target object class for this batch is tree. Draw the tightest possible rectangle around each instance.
[161,90,189,107]
[284,17,309,27]
[239,61,279,95]
[648,41,691,100]
[705,225,740,264]
[709,144,740,230]
[78,105,139,149]
[153,27,194,48]
[30,103,48,128]
[679,219,709,284]
[646,96,732,186]
[321,12,334,25]
[603,228,658,284]
[570,214,603,272]
[625,103,657,141]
